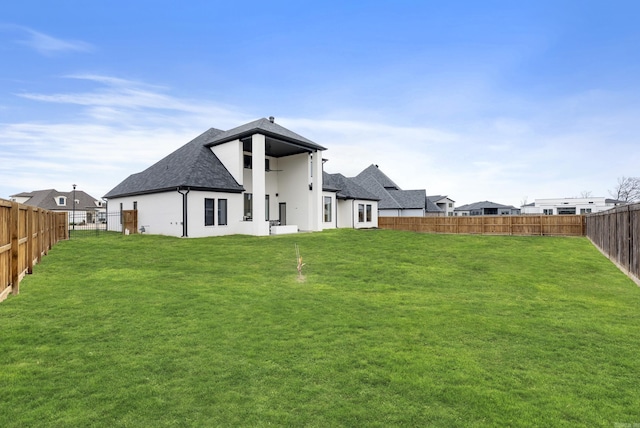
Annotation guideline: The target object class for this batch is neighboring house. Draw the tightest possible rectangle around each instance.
[323,172,379,229]
[351,164,443,217]
[428,195,456,216]
[104,117,379,237]
[520,197,626,215]
[454,201,521,216]
[10,189,105,224]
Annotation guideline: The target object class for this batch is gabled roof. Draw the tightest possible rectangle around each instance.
[427,195,455,203]
[425,197,443,212]
[11,189,101,210]
[323,172,379,201]
[351,164,442,212]
[355,164,400,190]
[455,201,518,211]
[387,189,428,210]
[206,118,327,154]
[104,128,244,198]
[352,172,403,209]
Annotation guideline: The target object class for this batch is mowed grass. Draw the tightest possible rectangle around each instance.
[1,229,640,427]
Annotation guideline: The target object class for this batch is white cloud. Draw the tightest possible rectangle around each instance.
[2,25,94,55]
[2,73,639,208]
[0,74,256,199]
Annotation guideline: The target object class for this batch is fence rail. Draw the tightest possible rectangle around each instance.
[0,198,68,303]
[378,215,586,236]
[586,203,640,285]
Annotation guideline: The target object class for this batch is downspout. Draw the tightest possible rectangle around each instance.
[177,187,190,237]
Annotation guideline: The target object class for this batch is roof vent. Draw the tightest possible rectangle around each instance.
[269,116,275,123]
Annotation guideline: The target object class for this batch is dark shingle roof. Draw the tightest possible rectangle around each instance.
[12,189,101,210]
[104,128,244,198]
[206,118,326,151]
[427,195,454,203]
[354,164,400,190]
[387,189,427,209]
[425,197,443,212]
[455,201,518,211]
[351,164,441,211]
[323,172,379,201]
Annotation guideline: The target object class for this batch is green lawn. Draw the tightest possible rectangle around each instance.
[1,229,639,427]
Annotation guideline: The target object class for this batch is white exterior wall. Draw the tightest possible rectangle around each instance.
[378,208,424,217]
[322,192,337,229]
[352,200,378,229]
[309,151,323,231]
[277,153,312,230]
[242,156,279,222]
[379,209,401,217]
[337,199,379,228]
[187,191,249,237]
[521,205,540,214]
[403,208,425,217]
[12,196,31,204]
[336,199,354,228]
[528,197,618,215]
[106,190,249,237]
[107,193,181,235]
[251,134,269,236]
[436,197,455,216]
[211,140,243,184]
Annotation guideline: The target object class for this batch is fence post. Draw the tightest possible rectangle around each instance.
[10,202,19,295]
[27,206,34,274]
[36,209,43,264]
[628,205,632,276]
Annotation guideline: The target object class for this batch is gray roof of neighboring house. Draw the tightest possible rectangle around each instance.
[351,164,442,212]
[354,164,400,190]
[206,118,327,152]
[323,172,379,201]
[455,201,519,211]
[427,195,455,203]
[104,128,244,198]
[11,189,101,211]
[425,197,443,212]
[387,189,428,210]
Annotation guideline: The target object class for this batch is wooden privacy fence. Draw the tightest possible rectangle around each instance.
[0,199,68,303]
[586,203,640,285]
[379,215,586,236]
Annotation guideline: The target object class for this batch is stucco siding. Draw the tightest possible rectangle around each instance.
[322,192,337,229]
[276,153,312,230]
[211,140,243,184]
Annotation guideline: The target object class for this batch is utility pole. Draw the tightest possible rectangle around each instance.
[72,184,77,234]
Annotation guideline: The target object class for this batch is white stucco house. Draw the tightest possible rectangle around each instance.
[323,172,379,229]
[521,197,626,215]
[428,195,456,216]
[104,118,378,237]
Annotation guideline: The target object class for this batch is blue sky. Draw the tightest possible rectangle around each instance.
[1,0,639,207]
